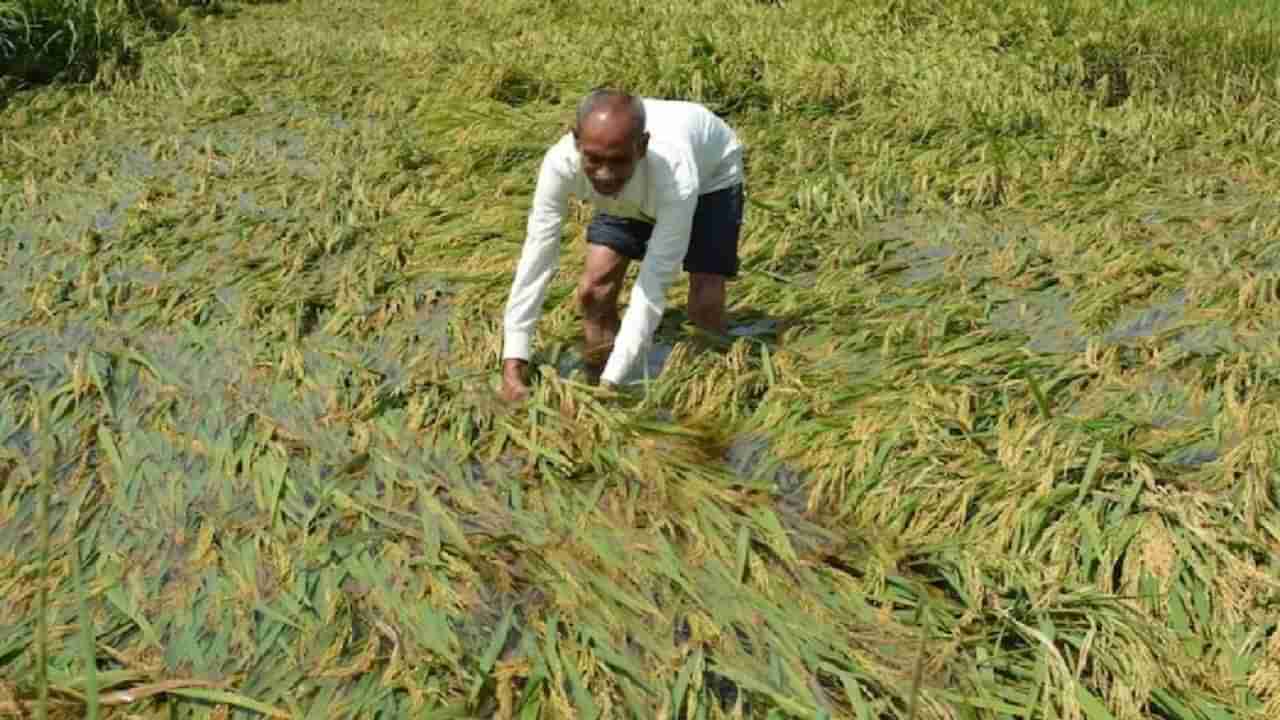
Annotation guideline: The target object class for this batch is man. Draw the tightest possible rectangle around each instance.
[499,88,746,401]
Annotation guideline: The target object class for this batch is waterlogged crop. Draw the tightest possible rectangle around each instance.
[2,0,1279,718]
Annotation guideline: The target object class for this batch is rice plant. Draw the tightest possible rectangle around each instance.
[1,0,1279,718]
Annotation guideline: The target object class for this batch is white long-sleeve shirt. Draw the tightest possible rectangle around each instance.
[502,98,745,385]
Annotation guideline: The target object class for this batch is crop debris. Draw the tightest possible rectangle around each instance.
[3,0,1280,718]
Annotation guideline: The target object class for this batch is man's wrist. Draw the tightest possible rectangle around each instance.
[503,330,532,362]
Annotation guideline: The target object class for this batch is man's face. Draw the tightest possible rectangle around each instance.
[575,119,648,197]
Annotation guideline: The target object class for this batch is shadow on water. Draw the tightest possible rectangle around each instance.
[552,342,673,385]
[552,307,799,385]
[724,305,811,348]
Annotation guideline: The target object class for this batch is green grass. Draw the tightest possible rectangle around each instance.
[0,0,179,92]
[2,0,1280,718]
[0,1,275,97]
[1137,0,1280,17]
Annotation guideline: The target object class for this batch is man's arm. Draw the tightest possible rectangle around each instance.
[503,142,573,363]
[599,182,698,386]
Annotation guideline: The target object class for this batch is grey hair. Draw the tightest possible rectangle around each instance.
[575,88,646,140]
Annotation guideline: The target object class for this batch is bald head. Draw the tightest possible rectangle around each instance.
[572,89,649,196]
[575,89,646,143]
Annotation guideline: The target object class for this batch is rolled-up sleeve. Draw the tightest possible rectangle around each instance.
[600,176,698,385]
[503,143,572,361]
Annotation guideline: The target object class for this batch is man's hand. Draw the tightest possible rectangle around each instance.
[500,358,530,403]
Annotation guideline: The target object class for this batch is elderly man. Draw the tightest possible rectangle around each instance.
[499,88,746,401]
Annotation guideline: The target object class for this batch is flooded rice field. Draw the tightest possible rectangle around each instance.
[5,0,1280,716]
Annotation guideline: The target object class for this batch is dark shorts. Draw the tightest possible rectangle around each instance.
[586,183,744,278]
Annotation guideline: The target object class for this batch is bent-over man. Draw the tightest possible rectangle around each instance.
[500,88,746,401]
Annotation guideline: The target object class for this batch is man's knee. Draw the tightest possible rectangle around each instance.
[577,275,619,316]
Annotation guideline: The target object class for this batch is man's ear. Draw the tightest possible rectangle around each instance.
[637,131,650,155]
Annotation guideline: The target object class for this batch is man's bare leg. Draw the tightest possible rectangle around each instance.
[688,272,728,335]
[577,244,631,374]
